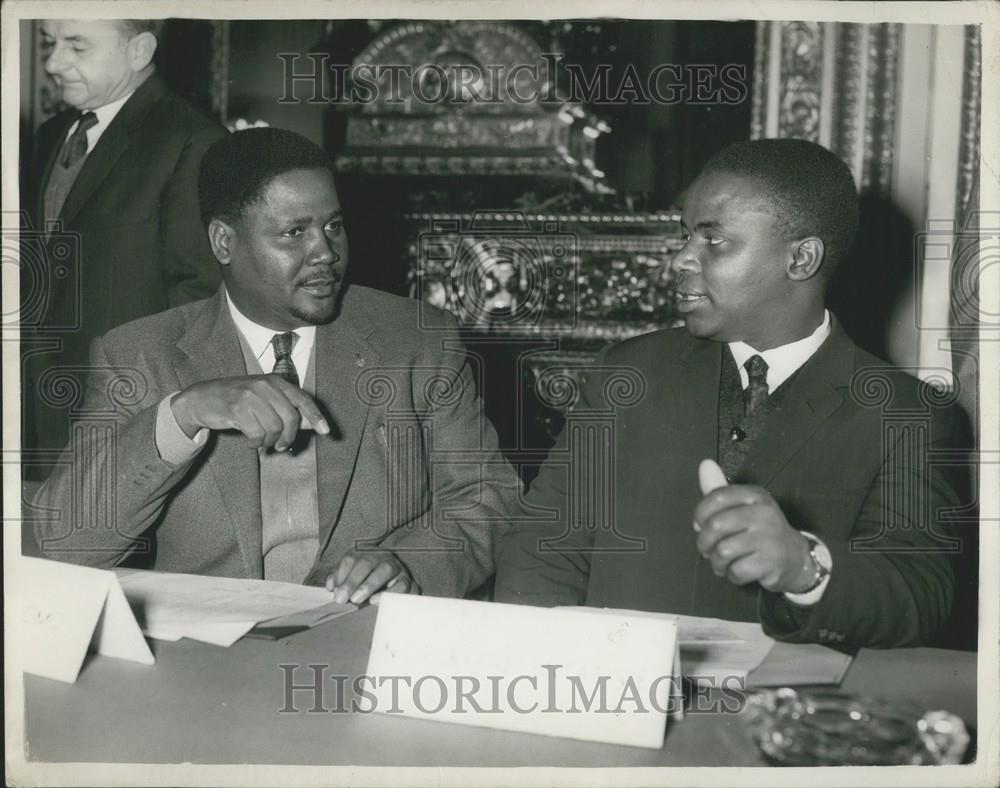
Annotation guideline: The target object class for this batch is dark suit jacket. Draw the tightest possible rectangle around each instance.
[494,318,968,651]
[32,287,521,599]
[22,74,226,459]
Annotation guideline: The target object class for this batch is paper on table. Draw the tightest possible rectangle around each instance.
[748,641,853,687]
[367,595,682,749]
[675,614,775,683]
[142,621,258,647]
[559,607,775,683]
[16,558,154,683]
[254,599,358,630]
[114,569,349,647]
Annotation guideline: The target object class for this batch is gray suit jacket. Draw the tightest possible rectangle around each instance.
[33,286,521,598]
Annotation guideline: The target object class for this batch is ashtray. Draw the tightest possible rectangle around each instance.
[744,687,969,766]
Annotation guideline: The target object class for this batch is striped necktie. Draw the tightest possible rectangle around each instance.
[270,332,300,387]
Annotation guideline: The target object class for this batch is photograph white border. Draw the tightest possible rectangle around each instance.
[3,1,997,786]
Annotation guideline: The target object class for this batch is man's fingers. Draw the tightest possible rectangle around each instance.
[698,459,729,496]
[726,554,767,586]
[265,377,330,435]
[231,401,269,447]
[288,390,330,436]
[693,485,767,528]
[694,459,728,532]
[333,559,399,606]
[331,555,378,603]
[251,393,287,448]
[253,381,308,449]
[384,574,411,594]
[326,555,356,592]
[369,575,413,605]
[348,560,400,605]
[707,531,756,576]
[696,505,753,555]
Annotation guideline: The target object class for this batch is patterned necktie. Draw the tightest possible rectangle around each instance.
[743,354,770,415]
[271,332,300,387]
[61,111,99,168]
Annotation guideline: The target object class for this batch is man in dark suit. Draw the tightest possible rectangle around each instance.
[33,127,521,603]
[495,139,968,651]
[22,19,226,467]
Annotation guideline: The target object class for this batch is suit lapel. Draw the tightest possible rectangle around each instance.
[741,318,854,487]
[667,338,728,613]
[59,75,166,227]
[175,290,263,577]
[670,336,722,469]
[313,311,378,556]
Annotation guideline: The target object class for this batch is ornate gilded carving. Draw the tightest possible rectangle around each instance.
[833,23,864,178]
[753,20,901,194]
[956,24,981,225]
[346,114,569,150]
[857,23,900,195]
[778,21,823,142]
[408,211,683,340]
[335,20,610,189]
[351,21,546,116]
[750,21,771,139]
[871,23,900,195]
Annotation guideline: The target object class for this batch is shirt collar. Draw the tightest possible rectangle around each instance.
[90,89,135,128]
[728,309,832,393]
[224,288,316,362]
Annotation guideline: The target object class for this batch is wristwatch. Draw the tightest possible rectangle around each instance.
[799,532,833,593]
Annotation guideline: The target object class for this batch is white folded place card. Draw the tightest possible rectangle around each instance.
[365,595,681,749]
[16,557,154,683]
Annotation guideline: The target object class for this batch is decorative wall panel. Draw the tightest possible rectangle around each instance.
[334,21,611,190]
[752,20,901,195]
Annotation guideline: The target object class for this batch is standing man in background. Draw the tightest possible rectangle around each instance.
[22,18,226,474]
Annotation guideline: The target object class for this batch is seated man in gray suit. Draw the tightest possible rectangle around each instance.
[495,139,969,651]
[33,127,521,604]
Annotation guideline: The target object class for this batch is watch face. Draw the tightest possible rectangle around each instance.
[812,542,833,574]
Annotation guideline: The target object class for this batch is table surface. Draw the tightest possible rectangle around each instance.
[24,606,978,766]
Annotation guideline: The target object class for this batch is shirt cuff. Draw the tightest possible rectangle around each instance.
[783,532,831,607]
[155,392,208,465]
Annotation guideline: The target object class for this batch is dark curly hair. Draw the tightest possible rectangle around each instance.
[700,138,860,276]
[197,127,333,229]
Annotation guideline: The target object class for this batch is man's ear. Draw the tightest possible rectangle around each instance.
[208,219,235,265]
[787,237,825,281]
[126,31,157,72]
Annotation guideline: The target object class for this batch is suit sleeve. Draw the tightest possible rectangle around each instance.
[31,338,200,567]
[374,314,523,599]
[492,363,609,607]
[159,124,227,307]
[758,405,966,650]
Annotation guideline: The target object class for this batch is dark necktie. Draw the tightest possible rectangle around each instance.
[271,332,300,387]
[61,111,99,168]
[743,354,769,416]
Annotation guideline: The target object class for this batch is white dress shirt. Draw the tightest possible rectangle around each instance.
[223,290,316,380]
[65,90,135,154]
[154,289,316,464]
[728,309,832,394]
[727,309,833,606]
